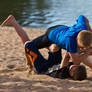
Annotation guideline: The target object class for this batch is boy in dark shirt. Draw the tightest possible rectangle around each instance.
[24,40,87,81]
[47,62,87,81]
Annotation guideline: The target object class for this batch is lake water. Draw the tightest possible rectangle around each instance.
[0,0,92,29]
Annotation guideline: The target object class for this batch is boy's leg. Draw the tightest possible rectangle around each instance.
[1,15,53,72]
[25,41,51,74]
[1,15,52,49]
[25,41,62,74]
[1,15,33,70]
[1,15,30,44]
[47,49,62,67]
[1,15,62,73]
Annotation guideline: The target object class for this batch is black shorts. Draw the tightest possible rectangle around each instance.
[32,25,62,49]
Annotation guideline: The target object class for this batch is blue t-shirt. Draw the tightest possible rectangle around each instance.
[48,15,88,53]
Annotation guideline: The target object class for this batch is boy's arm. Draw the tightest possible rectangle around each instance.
[60,50,83,68]
[85,16,92,32]
[60,52,70,68]
[80,47,92,69]
[69,53,81,65]
[82,57,92,69]
[70,49,92,69]
[60,48,92,69]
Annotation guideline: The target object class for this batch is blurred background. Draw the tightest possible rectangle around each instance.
[0,0,92,29]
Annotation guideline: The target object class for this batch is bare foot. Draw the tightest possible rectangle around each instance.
[1,15,16,27]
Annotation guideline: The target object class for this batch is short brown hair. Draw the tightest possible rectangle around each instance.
[72,65,87,81]
[77,30,92,47]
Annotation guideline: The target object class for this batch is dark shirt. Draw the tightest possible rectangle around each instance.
[47,62,73,79]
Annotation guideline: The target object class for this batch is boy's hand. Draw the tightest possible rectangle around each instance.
[47,44,60,52]
[78,47,92,55]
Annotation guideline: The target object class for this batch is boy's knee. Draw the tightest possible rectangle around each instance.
[25,41,31,47]
[25,41,29,49]
[25,41,33,52]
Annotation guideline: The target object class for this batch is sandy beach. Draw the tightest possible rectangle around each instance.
[0,26,92,92]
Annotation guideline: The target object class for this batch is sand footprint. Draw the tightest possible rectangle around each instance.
[7,64,15,69]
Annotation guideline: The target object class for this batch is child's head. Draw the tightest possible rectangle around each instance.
[69,65,87,81]
[77,30,92,48]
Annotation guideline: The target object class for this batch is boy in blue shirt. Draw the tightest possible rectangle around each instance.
[1,14,92,74]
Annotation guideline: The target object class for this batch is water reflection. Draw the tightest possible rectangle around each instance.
[0,0,52,28]
[22,0,52,28]
[0,0,92,28]
[0,0,30,25]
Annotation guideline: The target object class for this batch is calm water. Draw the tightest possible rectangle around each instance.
[0,0,92,29]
